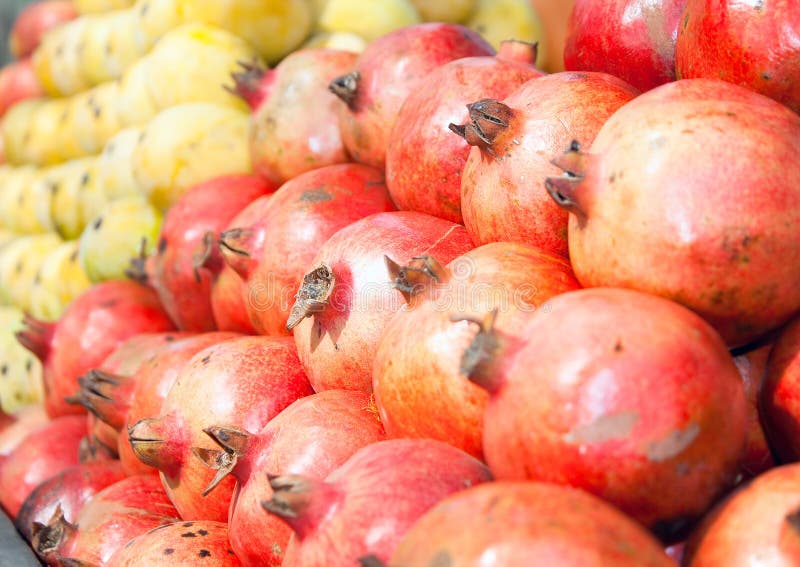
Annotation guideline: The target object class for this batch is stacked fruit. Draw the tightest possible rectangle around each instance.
[1,0,799,565]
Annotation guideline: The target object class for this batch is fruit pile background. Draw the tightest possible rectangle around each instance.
[1,0,799,566]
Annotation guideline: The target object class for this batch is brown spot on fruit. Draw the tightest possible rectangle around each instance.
[199,549,211,557]
[163,548,174,555]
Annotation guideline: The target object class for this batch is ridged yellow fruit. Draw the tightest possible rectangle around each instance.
[70,81,123,156]
[0,306,44,413]
[0,233,62,311]
[49,157,99,240]
[1,99,43,166]
[302,31,367,52]
[318,0,420,41]
[467,0,544,58]
[25,99,72,166]
[74,0,135,14]
[28,240,92,321]
[410,0,476,23]
[115,60,160,128]
[0,166,41,233]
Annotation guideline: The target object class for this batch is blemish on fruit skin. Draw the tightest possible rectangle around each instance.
[201,355,211,365]
[163,548,174,555]
[199,549,211,557]
[646,423,701,462]
[93,217,103,230]
[197,529,209,536]
[181,531,197,538]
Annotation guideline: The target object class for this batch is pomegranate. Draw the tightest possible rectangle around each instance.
[86,413,121,457]
[16,280,176,417]
[195,389,386,566]
[373,242,580,459]
[683,463,800,566]
[32,474,180,566]
[221,163,394,336]
[288,211,474,393]
[465,287,747,533]
[456,71,638,258]
[564,0,687,91]
[761,315,800,463]
[546,79,800,347]
[107,520,242,566]
[0,58,45,118]
[233,50,359,184]
[262,439,492,566]
[384,481,674,566]
[9,0,77,59]
[733,343,775,478]
[0,403,48,456]
[385,40,545,224]
[0,407,12,432]
[151,174,276,332]
[0,414,87,518]
[15,460,127,542]
[128,335,312,521]
[329,22,494,169]
[117,331,240,476]
[676,0,800,112]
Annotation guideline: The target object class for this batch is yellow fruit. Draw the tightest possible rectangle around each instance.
[103,8,149,80]
[70,80,122,156]
[302,31,367,52]
[79,12,122,85]
[0,233,62,311]
[467,0,544,57]
[179,0,314,64]
[0,306,44,413]
[28,240,92,321]
[31,28,62,96]
[18,170,57,235]
[131,0,183,52]
[318,0,420,41]
[0,166,40,232]
[1,99,44,166]
[26,99,72,166]
[74,0,135,14]
[49,16,93,96]
[132,103,251,211]
[410,0,476,23]
[115,59,160,127]
[0,230,17,250]
[49,157,98,240]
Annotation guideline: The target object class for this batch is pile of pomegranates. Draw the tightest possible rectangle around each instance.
[5,4,800,566]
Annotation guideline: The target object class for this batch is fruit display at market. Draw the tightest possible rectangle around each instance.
[1,0,799,565]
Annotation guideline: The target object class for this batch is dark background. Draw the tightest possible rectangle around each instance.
[1,0,33,65]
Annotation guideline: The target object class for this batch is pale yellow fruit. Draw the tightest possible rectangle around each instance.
[69,81,122,156]
[0,229,17,250]
[103,8,149,80]
[115,60,160,127]
[50,16,93,96]
[49,157,99,240]
[132,103,251,211]
[18,169,58,235]
[179,0,314,64]
[28,240,92,321]
[0,233,62,311]
[318,0,420,41]
[0,166,40,232]
[74,0,135,14]
[1,99,44,166]
[302,31,367,53]
[131,0,183,52]
[467,0,544,58]
[31,27,63,96]
[144,23,258,111]
[410,0,476,23]
[78,196,162,282]
[25,99,72,166]
[80,12,122,85]
[0,306,44,413]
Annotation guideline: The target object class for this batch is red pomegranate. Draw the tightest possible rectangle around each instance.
[682,463,800,566]
[0,414,87,518]
[32,474,180,566]
[107,520,242,566]
[262,439,492,566]
[9,0,77,59]
[15,460,127,542]
[761,315,800,463]
[150,174,276,331]
[195,389,386,566]
[373,242,580,459]
[564,0,688,91]
[385,481,675,566]
[233,50,358,184]
[733,343,775,478]
[128,335,312,521]
[676,0,800,112]
[467,287,747,532]
[16,280,176,417]
[0,403,48,456]
[546,78,800,347]
[457,71,638,258]
[85,413,121,457]
[329,22,494,169]
[289,211,475,393]
[0,58,45,118]
[385,40,545,224]
[221,163,394,336]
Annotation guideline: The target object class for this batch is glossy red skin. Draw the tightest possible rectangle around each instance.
[9,0,76,58]
[733,343,775,478]
[564,79,800,347]
[683,463,800,566]
[210,195,272,334]
[293,211,475,393]
[479,288,748,529]
[15,461,127,542]
[230,163,395,336]
[0,404,48,456]
[46,474,180,567]
[390,481,674,566]
[373,242,580,459]
[129,336,312,521]
[385,42,544,223]
[0,410,12,433]
[19,280,176,418]
[676,0,800,112]
[219,390,386,567]
[335,22,494,169]
[153,174,276,332]
[0,414,87,518]
[107,520,242,566]
[249,49,358,184]
[278,439,491,566]
[0,58,44,118]
[461,71,638,258]
[761,316,800,463]
[564,0,687,91]
[117,331,240,476]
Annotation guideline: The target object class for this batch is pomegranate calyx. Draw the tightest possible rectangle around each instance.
[262,474,339,538]
[192,231,221,283]
[124,237,151,285]
[385,255,447,303]
[545,139,589,221]
[192,425,251,496]
[15,313,54,363]
[128,417,182,474]
[451,309,501,392]
[786,508,800,534]
[78,434,117,463]
[55,557,93,567]
[219,227,254,279]
[329,71,360,110]
[225,59,269,109]
[77,369,132,429]
[358,556,388,567]
[286,264,335,331]
[449,99,513,156]
[31,505,76,557]
[497,39,539,66]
